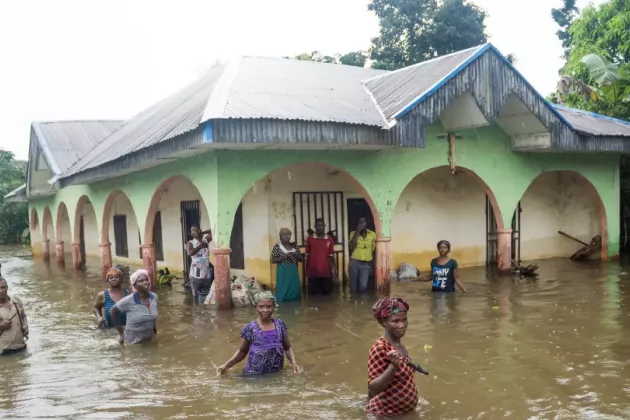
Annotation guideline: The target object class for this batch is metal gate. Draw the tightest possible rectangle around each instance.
[511,202,522,263]
[486,195,498,266]
[292,192,345,291]
[180,200,200,280]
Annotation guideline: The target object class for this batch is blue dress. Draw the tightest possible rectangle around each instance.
[241,319,288,375]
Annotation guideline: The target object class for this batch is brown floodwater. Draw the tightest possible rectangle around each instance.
[0,246,629,419]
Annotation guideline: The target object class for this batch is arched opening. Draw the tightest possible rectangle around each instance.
[519,171,607,260]
[239,162,382,289]
[30,208,42,255]
[391,166,503,271]
[73,195,99,266]
[144,176,211,277]
[102,191,141,263]
[42,206,54,242]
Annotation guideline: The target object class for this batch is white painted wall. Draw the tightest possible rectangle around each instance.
[108,195,141,264]
[241,164,366,285]
[30,210,42,256]
[43,211,54,242]
[391,167,487,271]
[155,177,210,271]
[58,208,72,255]
[82,202,100,258]
[520,172,601,260]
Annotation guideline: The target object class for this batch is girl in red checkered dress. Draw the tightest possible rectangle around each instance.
[367,297,418,418]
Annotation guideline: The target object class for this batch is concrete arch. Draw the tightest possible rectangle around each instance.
[55,202,72,243]
[30,207,42,250]
[41,206,54,242]
[101,190,141,257]
[390,165,503,270]
[518,170,608,261]
[72,195,100,267]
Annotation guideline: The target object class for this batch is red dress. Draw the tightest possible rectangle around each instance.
[367,337,419,417]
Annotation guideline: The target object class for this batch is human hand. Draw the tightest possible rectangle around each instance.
[292,364,302,374]
[386,350,404,370]
[217,364,229,375]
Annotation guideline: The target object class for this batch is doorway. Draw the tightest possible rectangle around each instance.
[180,200,200,279]
[346,198,376,289]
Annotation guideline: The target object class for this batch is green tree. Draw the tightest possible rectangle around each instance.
[368,0,487,70]
[293,51,338,64]
[552,0,579,59]
[0,150,28,244]
[339,51,368,67]
[292,50,367,67]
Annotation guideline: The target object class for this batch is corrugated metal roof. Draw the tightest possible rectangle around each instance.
[364,45,487,121]
[34,120,124,175]
[3,184,26,201]
[554,105,630,137]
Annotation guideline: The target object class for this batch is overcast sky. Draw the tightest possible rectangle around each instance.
[0,0,605,160]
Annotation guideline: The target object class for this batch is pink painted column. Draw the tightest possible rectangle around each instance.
[497,228,513,272]
[71,242,81,270]
[213,248,232,310]
[55,241,65,265]
[100,242,112,280]
[375,237,391,293]
[141,244,157,289]
[42,240,50,262]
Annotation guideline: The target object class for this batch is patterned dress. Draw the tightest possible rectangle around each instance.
[272,243,301,302]
[367,337,419,417]
[241,319,288,375]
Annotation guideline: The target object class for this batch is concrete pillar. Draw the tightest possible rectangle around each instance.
[375,237,391,293]
[141,244,157,288]
[42,240,50,261]
[100,242,112,280]
[71,242,81,270]
[497,228,513,272]
[213,248,232,310]
[55,241,65,265]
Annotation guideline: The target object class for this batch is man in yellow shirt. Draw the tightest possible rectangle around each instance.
[348,217,377,293]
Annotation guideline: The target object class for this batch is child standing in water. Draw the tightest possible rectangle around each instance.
[217,291,300,376]
[367,297,418,418]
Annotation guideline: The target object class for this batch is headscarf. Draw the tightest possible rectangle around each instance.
[105,267,123,279]
[437,240,451,251]
[130,269,150,286]
[279,227,292,237]
[252,290,278,310]
[372,297,409,322]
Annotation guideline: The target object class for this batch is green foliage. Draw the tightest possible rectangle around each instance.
[368,0,487,70]
[0,150,28,244]
[551,0,579,59]
[292,51,367,67]
[339,51,368,67]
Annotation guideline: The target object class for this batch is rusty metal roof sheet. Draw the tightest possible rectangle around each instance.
[554,105,630,137]
[364,45,487,121]
[33,120,124,175]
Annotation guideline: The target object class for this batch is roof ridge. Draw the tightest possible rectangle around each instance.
[200,57,243,123]
[34,119,125,125]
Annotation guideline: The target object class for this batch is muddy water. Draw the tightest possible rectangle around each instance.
[0,247,629,419]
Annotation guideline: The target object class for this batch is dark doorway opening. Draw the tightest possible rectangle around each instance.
[113,215,129,258]
[346,198,376,290]
[153,211,164,262]
[486,196,522,266]
[511,202,522,263]
[180,200,200,279]
[230,203,245,269]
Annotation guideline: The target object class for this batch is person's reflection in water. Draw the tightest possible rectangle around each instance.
[429,292,458,325]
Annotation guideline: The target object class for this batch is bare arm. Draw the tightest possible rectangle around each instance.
[110,305,125,343]
[187,241,207,257]
[93,292,105,319]
[282,332,299,368]
[368,351,404,397]
[218,338,250,374]
[454,269,467,293]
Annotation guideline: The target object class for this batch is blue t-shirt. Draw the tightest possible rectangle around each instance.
[431,258,458,292]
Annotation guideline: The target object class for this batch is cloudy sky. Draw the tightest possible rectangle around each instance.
[0,0,605,160]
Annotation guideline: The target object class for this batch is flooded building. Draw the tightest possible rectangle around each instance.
[7,43,630,308]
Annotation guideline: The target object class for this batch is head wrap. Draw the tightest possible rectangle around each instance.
[106,267,123,279]
[372,297,409,322]
[252,290,278,309]
[130,269,150,286]
[437,240,451,251]
[279,227,292,237]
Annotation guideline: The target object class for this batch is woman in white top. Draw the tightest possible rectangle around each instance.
[187,225,214,304]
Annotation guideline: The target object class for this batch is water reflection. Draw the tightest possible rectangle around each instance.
[0,246,629,419]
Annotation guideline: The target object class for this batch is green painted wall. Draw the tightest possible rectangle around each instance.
[28,122,621,261]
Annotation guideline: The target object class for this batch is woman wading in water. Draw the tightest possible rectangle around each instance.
[417,240,467,293]
[93,267,129,328]
[367,297,418,418]
[217,291,300,376]
[110,269,158,345]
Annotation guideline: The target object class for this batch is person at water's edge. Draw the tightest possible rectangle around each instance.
[306,218,338,295]
[93,267,129,328]
[367,297,418,418]
[217,291,301,375]
[110,269,158,345]
[416,240,467,293]
[349,217,376,293]
[187,225,214,304]
[0,277,28,356]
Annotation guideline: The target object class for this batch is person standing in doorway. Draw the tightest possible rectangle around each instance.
[305,218,337,295]
[271,228,302,302]
[349,217,377,293]
[187,225,214,304]
[0,277,29,356]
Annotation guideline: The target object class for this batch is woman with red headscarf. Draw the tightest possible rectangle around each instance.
[93,267,129,329]
[367,297,418,418]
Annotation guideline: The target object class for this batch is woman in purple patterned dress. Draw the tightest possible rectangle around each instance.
[217,291,301,376]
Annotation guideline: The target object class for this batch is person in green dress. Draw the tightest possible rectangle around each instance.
[271,228,302,302]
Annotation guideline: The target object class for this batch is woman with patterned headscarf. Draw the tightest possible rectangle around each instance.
[93,267,129,329]
[270,228,302,302]
[367,297,418,418]
[218,291,300,376]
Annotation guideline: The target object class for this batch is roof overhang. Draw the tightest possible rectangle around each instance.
[4,184,27,203]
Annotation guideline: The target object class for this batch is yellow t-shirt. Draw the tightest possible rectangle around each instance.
[349,230,377,262]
